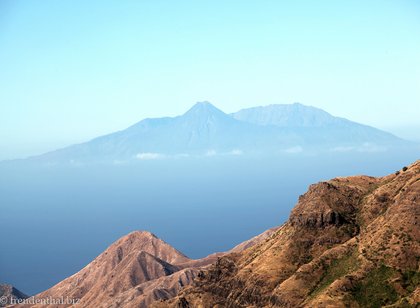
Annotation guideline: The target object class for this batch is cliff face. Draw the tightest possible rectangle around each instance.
[159,161,420,308]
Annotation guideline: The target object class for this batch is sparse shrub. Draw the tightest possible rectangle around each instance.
[376,194,388,203]
[395,171,400,176]
[309,250,358,298]
[401,270,420,292]
[351,265,398,307]
[402,166,408,172]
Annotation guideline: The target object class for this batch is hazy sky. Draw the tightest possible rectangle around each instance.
[1,0,419,159]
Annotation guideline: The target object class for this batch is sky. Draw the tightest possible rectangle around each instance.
[0,0,419,160]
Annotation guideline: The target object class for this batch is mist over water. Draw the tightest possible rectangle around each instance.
[0,150,418,295]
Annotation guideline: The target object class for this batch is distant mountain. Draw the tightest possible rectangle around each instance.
[26,102,409,164]
[0,284,28,306]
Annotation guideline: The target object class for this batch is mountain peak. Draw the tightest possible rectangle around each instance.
[194,101,213,108]
[112,230,190,264]
[183,101,226,117]
[126,230,157,239]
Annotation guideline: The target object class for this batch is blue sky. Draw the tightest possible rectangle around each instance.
[1,0,419,159]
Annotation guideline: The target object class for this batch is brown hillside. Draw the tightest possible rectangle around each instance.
[19,228,274,307]
[158,161,420,308]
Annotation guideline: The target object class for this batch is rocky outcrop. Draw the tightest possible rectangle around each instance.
[289,178,378,228]
[159,161,420,308]
[0,284,28,307]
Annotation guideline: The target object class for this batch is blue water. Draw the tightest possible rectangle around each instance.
[0,151,418,295]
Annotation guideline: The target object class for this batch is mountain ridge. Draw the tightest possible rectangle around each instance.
[232,102,340,127]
